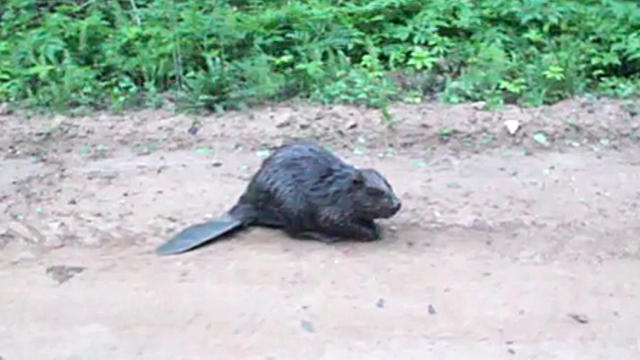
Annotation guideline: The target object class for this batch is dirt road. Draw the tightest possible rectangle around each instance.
[1,99,639,359]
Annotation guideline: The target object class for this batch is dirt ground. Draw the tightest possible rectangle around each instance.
[1,97,640,359]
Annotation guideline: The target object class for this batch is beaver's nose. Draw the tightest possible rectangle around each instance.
[392,199,402,213]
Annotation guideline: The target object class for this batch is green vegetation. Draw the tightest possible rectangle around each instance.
[1,0,639,112]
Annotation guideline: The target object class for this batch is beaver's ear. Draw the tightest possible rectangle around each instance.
[351,170,365,187]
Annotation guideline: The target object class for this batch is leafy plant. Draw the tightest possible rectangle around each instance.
[0,0,639,111]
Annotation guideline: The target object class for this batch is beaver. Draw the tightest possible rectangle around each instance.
[155,141,401,255]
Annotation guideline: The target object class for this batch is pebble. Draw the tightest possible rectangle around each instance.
[446,181,461,189]
[568,313,589,324]
[300,320,314,333]
[46,265,85,284]
[504,120,520,135]
[345,120,357,130]
[0,103,12,116]
[11,250,37,265]
[276,118,291,128]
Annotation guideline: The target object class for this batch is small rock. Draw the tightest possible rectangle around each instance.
[256,149,271,158]
[300,320,314,333]
[0,103,12,116]
[195,147,213,155]
[533,132,549,146]
[187,125,199,135]
[87,170,119,180]
[471,101,486,110]
[352,146,366,155]
[428,304,436,315]
[376,298,385,308]
[568,313,589,324]
[507,348,516,355]
[276,118,291,128]
[6,221,46,244]
[471,218,491,231]
[11,250,37,265]
[446,181,461,189]
[46,265,85,284]
[345,120,357,130]
[504,120,520,135]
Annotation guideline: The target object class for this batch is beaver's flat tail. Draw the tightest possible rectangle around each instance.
[155,215,244,255]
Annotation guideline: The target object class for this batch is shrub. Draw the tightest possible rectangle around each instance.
[1,0,639,111]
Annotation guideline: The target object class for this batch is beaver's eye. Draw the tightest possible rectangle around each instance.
[366,187,384,196]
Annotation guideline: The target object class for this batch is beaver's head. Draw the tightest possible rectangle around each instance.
[350,169,401,219]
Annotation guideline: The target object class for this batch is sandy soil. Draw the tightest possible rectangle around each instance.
[1,98,640,359]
